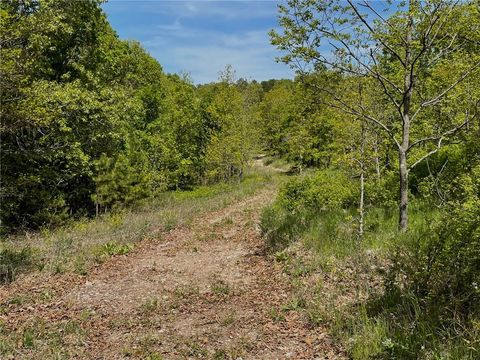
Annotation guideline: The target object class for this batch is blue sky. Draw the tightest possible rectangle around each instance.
[102,0,294,84]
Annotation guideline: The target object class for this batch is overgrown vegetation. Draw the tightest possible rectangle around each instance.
[259,1,480,358]
[263,171,479,358]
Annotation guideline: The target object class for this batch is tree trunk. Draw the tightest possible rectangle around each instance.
[359,121,366,239]
[359,168,365,238]
[398,149,408,232]
[373,132,381,179]
[398,0,414,232]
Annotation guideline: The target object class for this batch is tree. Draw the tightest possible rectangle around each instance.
[1,0,246,231]
[259,82,294,155]
[1,0,121,228]
[270,0,480,231]
[147,74,209,190]
[202,66,254,182]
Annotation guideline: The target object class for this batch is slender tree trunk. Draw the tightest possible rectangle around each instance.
[359,122,366,239]
[373,132,381,179]
[95,189,100,217]
[398,0,414,232]
[398,149,408,231]
[359,167,365,238]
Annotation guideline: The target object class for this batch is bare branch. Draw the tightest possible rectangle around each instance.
[408,138,444,172]
[425,34,460,69]
[347,0,406,68]
[426,1,460,50]
[358,1,407,45]
[407,116,471,170]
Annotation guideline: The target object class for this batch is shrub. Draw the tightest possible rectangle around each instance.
[364,170,398,209]
[261,169,357,250]
[369,168,480,357]
[277,169,357,213]
[261,205,311,251]
[390,166,480,321]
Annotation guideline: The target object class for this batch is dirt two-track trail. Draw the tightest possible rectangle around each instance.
[1,165,344,359]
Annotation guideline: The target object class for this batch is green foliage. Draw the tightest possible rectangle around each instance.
[0,1,263,231]
[278,170,357,213]
[261,170,357,250]
[147,74,209,190]
[364,171,398,209]
[271,0,480,233]
[258,81,294,155]
[93,151,151,211]
[356,192,480,358]
[388,170,480,317]
[98,241,134,258]
[201,67,257,183]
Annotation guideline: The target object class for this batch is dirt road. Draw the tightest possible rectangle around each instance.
[1,182,342,359]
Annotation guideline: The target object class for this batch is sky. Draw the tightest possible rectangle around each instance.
[102,0,294,84]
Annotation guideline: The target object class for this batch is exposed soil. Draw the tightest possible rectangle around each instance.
[1,177,344,359]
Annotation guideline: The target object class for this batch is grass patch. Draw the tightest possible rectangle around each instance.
[262,200,479,359]
[220,311,236,326]
[0,247,36,284]
[267,307,286,322]
[210,280,231,296]
[138,297,159,315]
[0,315,88,358]
[261,172,470,359]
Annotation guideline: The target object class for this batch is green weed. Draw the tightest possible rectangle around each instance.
[97,241,134,258]
[210,280,231,296]
[220,311,236,326]
[139,298,159,314]
[267,307,286,322]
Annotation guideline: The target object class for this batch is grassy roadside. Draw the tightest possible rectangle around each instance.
[1,164,284,284]
[260,167,479,359]
[264,205,437,359]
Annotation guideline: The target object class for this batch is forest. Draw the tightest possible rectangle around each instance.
[1,0,479,359]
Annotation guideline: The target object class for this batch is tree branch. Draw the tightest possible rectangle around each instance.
[347,0,406,68]
[408,116,471,152]
[411,61,480,121]
[305,79,401,148]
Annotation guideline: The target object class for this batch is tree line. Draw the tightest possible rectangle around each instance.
[1,1,270,232]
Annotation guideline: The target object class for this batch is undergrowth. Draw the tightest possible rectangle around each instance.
[261,169,479,359]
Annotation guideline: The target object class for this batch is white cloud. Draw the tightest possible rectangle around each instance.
[144,25,291,83]
[104,0,293,83]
